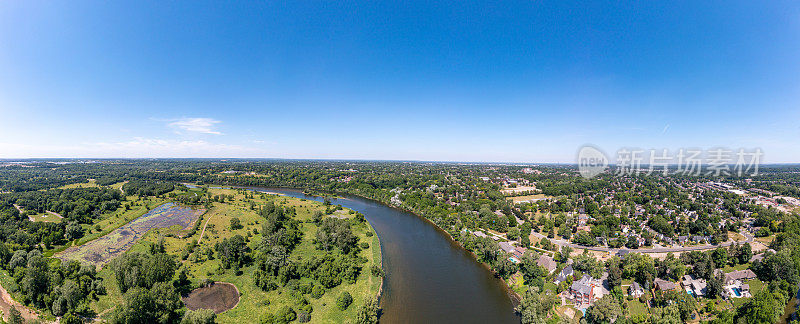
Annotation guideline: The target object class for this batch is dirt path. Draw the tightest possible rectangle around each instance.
[46,210,63,219]
[197,211,215,245]
[0,282,39,322]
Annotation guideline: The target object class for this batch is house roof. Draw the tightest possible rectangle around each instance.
[499,241,515,253]
[571,275,595,295]
[537,255,557,272]
[654,278,677,291]
[725,269,757,282]
[555,265,574,283]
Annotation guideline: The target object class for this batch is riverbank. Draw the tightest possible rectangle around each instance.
[234,185,520,323]
[322,188,523,304]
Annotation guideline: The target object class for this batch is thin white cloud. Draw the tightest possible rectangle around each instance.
[0,137,269,158]
[168,117,223,135]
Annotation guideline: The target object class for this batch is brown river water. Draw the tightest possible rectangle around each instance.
[244,187,520,324]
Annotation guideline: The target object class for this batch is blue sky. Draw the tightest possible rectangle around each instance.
[1,1,799,162]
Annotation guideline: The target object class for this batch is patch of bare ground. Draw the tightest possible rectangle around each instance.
[182,282,240,314]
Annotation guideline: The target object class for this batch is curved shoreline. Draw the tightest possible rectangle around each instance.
[208,185,386,307]
[223,185,521,308]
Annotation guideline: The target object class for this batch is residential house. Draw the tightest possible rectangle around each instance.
[715,269,757,285]
[629,282,644,298]
[681,274,707,297]
[570,275,599,306]
[654,278,677,292]
[537,254,558,274]
[499,241,515,254]
[511,247,526,262]
[554,265,574,285]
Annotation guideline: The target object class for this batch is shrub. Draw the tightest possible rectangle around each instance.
[311,284,325,299]
[336,291,353,310]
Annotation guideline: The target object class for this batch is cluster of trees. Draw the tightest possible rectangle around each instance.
[122,180,175,197]
[2,246,105,319]
[109,251,185,323]
[3,187,122,223]
[461,234,517,280]
[250,201,373,323]
[0,205,69,249]
[215,234,250,271]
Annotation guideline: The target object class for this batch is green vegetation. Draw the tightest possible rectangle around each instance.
[2,159,800,323]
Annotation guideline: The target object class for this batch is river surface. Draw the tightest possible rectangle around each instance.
[243,187,520,324]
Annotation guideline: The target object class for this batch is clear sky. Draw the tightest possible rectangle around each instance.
[1,1,799,162]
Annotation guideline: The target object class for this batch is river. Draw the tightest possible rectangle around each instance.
[243,187,520,324]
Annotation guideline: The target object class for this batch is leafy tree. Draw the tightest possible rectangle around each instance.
[337,291,353,310]
[181,309,217,324]
[738,242,752,264]
[516,289,558,324]
[706,274,724,299]
[586,295,622,324]
[8,306,24,324]
[736,289,784,324]
[62,312,83,324]
[355,296,380,324]
[230,217,242,230]
[649,304,682,324]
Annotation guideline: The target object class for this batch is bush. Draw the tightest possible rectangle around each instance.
[311,284,325,299]
[337,291,353,310]
[276,306,296,324]
[181,309,217,324]
[370,265,384,277]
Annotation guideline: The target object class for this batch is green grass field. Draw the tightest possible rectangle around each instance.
[57,179,101,189]
[91,188,383,323]
[720,263,750,273]
[28,212,63,223]
[627,299,648,316]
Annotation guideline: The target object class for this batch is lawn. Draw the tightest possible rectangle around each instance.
[57,179,101,189]
[627,299,648,316]
[509,194,549,204]
[720,263,750,273]
[28,212,63,223]
[91,188,383,323]
[745,279,763,294]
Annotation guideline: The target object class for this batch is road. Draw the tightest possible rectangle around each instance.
[530,230,754,254]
